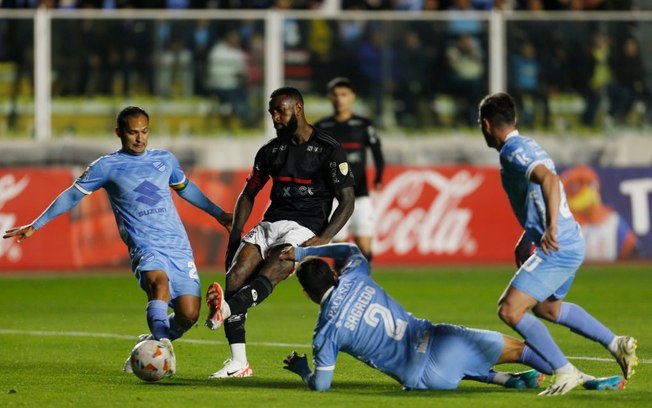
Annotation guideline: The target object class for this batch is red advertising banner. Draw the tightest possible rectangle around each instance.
[372,166,522,265]
[1,166,524,272]
[0,169,77,269]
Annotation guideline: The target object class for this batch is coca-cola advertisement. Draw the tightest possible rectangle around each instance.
[1,165,650,272]
[373,166,522,265]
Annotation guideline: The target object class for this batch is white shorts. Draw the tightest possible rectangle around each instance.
[332,196,376,241]
[241,220,315,260]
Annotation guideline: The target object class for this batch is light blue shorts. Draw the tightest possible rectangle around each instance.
[131,247,201,300]
[510,239,586,302]
[416,324,504,390]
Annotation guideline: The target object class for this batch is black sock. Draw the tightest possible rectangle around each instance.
[227,275,273,316]
[224,313,247,344]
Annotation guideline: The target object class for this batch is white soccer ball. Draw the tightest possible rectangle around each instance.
[129,340,174,382]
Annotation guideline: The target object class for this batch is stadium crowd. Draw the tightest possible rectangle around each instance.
[0,0,648,11]
[1,0,651,131]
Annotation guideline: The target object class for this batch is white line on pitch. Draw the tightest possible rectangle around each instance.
[0,328,310,349]
[1,329,650,364]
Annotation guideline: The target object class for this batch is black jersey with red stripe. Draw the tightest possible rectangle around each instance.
[314,114,384,197]
[246,128,355,234]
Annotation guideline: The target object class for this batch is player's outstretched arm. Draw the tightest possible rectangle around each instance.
[3,185,86,242]
[283,351,333,391]
[281,243,361,263]
[174,180,232,232]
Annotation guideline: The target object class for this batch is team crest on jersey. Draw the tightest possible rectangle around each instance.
[339,162,349,175]
[153,161,166,172]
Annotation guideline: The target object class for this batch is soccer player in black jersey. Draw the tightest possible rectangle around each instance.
[314,77,384,266]
[204,87,355,378]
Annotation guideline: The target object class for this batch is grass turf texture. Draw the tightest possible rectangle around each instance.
[0,265,649,407]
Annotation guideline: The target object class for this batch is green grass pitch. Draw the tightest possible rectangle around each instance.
[0,264,649,407]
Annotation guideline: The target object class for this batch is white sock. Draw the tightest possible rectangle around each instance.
[493,372,511,385]
[222,301,232,320]
[230,343,247,365]
[555,362,575,375]
[607,336,619,354]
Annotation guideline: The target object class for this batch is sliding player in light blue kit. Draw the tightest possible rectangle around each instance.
[477,92,637,396]
[281,243,623,393]
[3,106,232,375]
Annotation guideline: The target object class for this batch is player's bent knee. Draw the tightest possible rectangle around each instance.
[497,304,523,327]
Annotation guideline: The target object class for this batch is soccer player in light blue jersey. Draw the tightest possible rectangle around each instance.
[478,92,637,396]
[279,242,549,391]
[3,106,232,375]
[280,243,624,393]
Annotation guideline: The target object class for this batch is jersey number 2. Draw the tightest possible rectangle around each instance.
[363,303,407,341]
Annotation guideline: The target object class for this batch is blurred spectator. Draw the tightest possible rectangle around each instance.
[342,0,393,9]
[447,0,485,38]
[445,33,485,127]
[52,19,87,96]
[577,31,612,126]
[206,29,249,128]
[109,9,156,97]
[509,40,549,128]
[188,19,216,96]
[157,21,194,98]
[66,5,115,97]
[608,36,648,125]
[245,30,265,127]
[356,25,394,127]
[2,0,39,131]
[393,29,435,128]
[308,19,337,93]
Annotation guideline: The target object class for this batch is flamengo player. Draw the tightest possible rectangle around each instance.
[314,77,384,266]
[204,87,355,378]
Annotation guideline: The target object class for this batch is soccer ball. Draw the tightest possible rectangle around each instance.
[129,340,174,382]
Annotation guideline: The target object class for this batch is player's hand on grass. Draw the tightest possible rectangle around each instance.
[283,351,311,377]
[3,224,36,243]
[279,246,296,261]
[217,212,233,234]
[301,236,329,247]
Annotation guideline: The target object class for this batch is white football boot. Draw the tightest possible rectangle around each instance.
[208,359,253,379]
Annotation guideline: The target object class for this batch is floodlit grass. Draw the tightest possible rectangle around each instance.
[0,265,649,407]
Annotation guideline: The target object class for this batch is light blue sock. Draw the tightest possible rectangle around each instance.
[167,313,186,341]
[146,300,170,340]
[556,302,615,348]
[514,313,569,370]
[520,344,554,375]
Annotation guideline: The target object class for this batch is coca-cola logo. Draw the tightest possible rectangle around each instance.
[0,173,30,262]
[374,170,483,256]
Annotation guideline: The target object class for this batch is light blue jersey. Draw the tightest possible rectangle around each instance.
[294,244,504,390]
[73,149,200,298]
[499,132,581,246]
[74,149,192,253]
[312,253,432,388]
[500,132,587,301]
